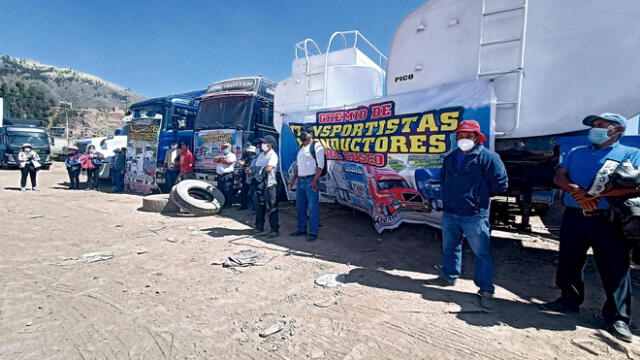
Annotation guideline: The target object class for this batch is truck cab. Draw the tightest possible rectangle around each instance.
[192,76,276,183]
[0,119,52,169]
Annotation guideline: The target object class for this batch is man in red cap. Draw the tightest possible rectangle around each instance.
[428,120,508,309]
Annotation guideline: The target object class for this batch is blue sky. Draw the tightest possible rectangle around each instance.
[0,0,425,98]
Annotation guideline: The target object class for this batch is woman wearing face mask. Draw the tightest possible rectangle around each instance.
[65,146,82,189]
[80,145,104,190]
[18,143,41,191]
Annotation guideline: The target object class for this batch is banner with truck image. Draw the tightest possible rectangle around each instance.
[125,118,161,194]
[279,80,495,232]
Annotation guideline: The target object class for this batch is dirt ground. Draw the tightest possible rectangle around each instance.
[2,165,640,360]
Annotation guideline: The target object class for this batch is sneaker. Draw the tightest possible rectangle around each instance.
[307,234,318,242]
[478,291,494,310]
[267,231,280,238]
[540,298,579,314]
[289,230,306,237]
[609,320,633,343]
[425,277,456,287]
[20,187,26,192]
[31,187,38,191]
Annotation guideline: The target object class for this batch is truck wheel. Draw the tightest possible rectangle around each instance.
[142,194,179,213]
[169,180,225,216]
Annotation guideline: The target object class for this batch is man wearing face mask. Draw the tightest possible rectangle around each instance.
[430,120,508,310]
[288,124,325,242]
[215,143,237,208]
[164,140,181,189]
[542,113,640,342]
[252,136,280,237]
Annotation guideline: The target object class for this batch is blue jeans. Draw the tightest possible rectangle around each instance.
[296,176,319,235]
[441,212,494,293]
[112,170,124,192]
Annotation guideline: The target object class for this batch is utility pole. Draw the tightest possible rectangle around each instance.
[59,101,72,148]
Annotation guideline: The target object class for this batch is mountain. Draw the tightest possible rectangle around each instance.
[0,55,145,110]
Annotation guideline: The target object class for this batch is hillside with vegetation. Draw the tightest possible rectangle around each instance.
[0,55,146,136]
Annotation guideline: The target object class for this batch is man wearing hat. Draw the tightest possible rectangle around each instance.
[239,144,258,211]
[542,113,640,342]
[215,142,237,208]
[251,135,280,237]
[430,120,508,310]
[288,124,325,242]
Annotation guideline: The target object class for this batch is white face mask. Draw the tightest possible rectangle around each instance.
[88,149,95,154]
[457,139,475,152]
[171,144,178,149]
[261,144,270,152]
[24,148,31,153]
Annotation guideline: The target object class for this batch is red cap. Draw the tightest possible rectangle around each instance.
[455,120,487,143]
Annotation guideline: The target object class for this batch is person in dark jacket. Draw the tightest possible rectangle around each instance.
[542,113,640,343]
[430,120,508,310]
[111,148,126,192]
[239,145,257,210]
[64,146,82,189]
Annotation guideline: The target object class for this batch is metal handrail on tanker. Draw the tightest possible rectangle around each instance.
[324,30,388,107]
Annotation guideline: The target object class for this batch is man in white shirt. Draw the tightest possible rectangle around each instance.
[287,124,325,241]
[163,140,181,189]
[252,135,280,237]
[215,142,237,208]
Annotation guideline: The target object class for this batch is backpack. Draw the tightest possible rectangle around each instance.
[308,141,328,177]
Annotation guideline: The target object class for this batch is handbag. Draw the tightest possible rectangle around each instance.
[31,160,41,169]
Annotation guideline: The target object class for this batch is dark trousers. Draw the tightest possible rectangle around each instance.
[255,185,279,232]
[239,177,252,209]
[219,173,235,208]
[87,168,99,190]
[67,166,80,189]
[556,208,632,323]
[112,170,124,192]
[166,168,179,189]
[20,166,37,188]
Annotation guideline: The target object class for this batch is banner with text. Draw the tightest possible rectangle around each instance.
[125,118,161,194]
[279,80,495,232]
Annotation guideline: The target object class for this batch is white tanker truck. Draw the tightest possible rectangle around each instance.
[275,0,640,230]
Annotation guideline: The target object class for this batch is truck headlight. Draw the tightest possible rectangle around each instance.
[390,199,402,209]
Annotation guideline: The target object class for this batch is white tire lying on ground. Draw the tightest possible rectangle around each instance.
[169,180,225,216]
[142,194,180,213]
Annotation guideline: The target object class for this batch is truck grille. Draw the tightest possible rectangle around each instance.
[402,193,424,203]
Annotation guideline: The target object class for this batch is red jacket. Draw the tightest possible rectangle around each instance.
[179,149,194,174]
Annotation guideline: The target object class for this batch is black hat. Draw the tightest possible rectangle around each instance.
[260,135,277,146]
[300,123,314,135]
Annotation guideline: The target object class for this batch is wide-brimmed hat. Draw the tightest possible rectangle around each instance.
[22,143,32,149]
[455,120,487,143]
[222,142,232,148]
[582,113,627,128]
[245,145,257,153]
[68,146,79,151]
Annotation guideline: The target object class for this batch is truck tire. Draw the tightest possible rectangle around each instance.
[142,194,175,213]
[169,180,225,216]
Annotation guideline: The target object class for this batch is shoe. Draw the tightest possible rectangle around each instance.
[307,234,318,242]
[540,298,579,314]
[609,320,633,343]
[20,187,26,192]
[267,231,280,238]
[478,291,494,310]
[425,277,456,287]
[251,228,265,235]
[289,230,306,237]
[31,187,38,191]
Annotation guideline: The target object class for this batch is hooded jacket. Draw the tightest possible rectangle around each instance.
[441,144,508,217]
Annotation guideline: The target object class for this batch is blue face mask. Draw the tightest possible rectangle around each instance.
[588,127,614,145]
[223,149,230,155]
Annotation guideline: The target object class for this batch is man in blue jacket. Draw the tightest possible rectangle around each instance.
[431,120,508,309]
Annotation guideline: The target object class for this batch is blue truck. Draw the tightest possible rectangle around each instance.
[125,90,205,194]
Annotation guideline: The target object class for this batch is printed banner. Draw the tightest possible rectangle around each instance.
[125,118,161,194]
[194,129,243,170]
[279,80,495,232]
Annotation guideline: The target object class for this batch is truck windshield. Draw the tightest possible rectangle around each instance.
[195,96,252,130]
[8,132,49,147]
[131,106,164,124]
[377,179,410,191]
